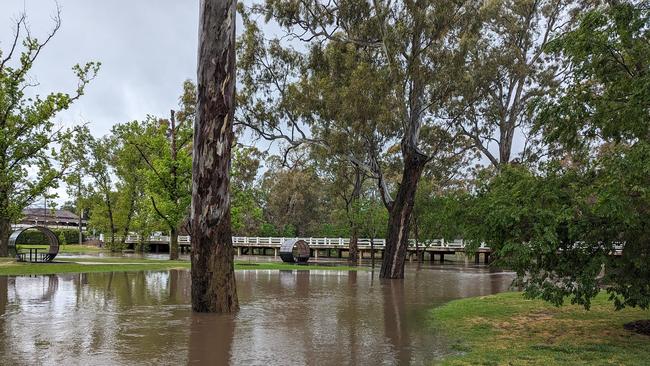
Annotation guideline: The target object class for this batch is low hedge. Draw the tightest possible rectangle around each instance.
[14,228,86,245]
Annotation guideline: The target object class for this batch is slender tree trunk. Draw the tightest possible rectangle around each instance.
[0,217,10,257]
[0,189,8,256]
[414,215,421,264]
[104,193,116,249]
[119,189,138,247]
[170,227,179,260]
[380,147,427,279]
[347,166,362,265]
[78,211,83,245]
[170,109,181,262]
[191,0,239,313]
[370,236,375,269]
[349,229,359,264]
[77,177,83,245]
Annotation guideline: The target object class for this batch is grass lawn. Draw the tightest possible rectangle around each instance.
[0,257,362,276]
[17,244,107,253]
[431,291,650,365]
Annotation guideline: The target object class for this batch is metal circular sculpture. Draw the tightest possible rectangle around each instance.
[8,226,60,262]
[279,239,310,264]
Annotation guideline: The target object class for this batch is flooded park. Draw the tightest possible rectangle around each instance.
[0,259,513,365]
[2,0,649,364]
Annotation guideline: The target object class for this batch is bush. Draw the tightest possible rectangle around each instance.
[14,228,85,245]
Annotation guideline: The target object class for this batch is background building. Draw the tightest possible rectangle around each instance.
[18,208,87,230]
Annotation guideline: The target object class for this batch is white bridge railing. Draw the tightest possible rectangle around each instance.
[122,235,488,249]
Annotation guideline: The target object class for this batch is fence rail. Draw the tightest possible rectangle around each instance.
[121,235,488,249]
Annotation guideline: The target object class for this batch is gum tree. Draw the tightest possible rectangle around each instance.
[0,8,98,256]
[125,82,194,260]
[241,2,476,277]
[451,0,582,168]
[468,2,650,310]
[191,0,239,312]
[60,126,94,245]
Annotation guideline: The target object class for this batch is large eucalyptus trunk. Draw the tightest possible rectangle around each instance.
[190,0,239,313]
[380,147,427,279]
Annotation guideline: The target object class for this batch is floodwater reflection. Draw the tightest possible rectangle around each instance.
[0,265,513,365]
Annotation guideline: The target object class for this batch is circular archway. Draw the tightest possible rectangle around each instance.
[279,239,310,264]
[8,226,60,262]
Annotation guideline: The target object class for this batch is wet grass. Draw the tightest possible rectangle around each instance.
[430,291,650,365]
[0,257,362,276]
[17,244,107,253]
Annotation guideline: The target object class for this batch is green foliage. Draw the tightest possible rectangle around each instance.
[261,165,326,236]
[539,2,650,150]
[239,0,478,260]
[100,81,194,249]
[354,197,388,239]
[60,126,94,237]
[317,223,349,238]
[451,0,581,166]
[0,11,99,253]
[14,228,85,245]
[58,231,67,246]
[85,132,145,248]
[231,144,265,236]
[461,2,650,310]
[412,180,470,242]
[281,224,297,237]
[258,223,277,237]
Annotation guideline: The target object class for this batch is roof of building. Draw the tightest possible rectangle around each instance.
[22,208,79,221]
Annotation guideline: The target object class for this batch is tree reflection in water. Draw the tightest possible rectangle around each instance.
[382,279,412,365]
[187,313,235,365]
[0,265,514,365]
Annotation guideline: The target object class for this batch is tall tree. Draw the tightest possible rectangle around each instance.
[261,162,325,236]
[316,158,367,264]
[250,0,477,278]
[86,130,143,250]
[238,12,386,263]
[86,136,118,247]
[191,0,239,312]
[0,9,99,255]
[231,144,265,236]
[467,2,650,310]
[125,82,194,260]
[61,126,93,245]
[452,0,581,168]
[111,122,147,249]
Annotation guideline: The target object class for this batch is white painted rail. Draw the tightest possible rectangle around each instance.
[121,235,488,250]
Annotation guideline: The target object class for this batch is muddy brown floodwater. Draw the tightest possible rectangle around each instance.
[0,264,514,366]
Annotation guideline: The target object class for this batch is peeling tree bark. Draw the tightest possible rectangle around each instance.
[380,146,427,279]
[190,0,239,313]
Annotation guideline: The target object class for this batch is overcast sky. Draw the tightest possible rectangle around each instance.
[1,0,202,137]
[2,0,522,207]
[1,0,263,205]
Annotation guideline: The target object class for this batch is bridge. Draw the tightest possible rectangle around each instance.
[123,235,493,264]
